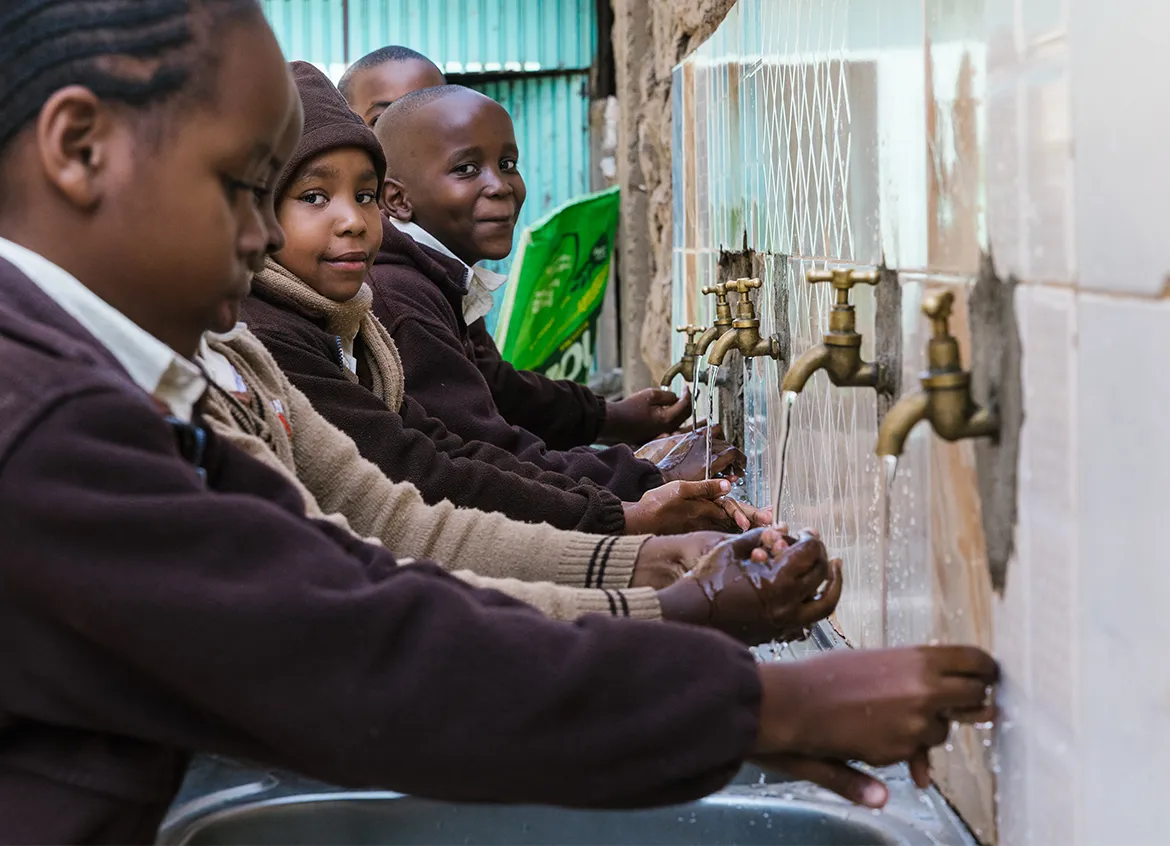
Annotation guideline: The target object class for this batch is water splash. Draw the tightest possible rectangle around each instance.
[877,454,899,647]
[704,365,719,480]
[770,391,799,527]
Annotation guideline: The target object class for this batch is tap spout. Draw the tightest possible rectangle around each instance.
[780,344,832,394]
[876,391,929,458]
[694,324,724,357]
[660,360,684,388]
[706,328,740,367]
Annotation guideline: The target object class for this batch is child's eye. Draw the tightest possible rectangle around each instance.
[224,177,267,205]
[500,158,519,173]
[299,190,328,206]
[357,190,378,205]
[453,163,479,176]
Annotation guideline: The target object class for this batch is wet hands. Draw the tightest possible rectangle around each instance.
[752,645,999,808]
[655,428,745,484]
[629,531,731,590]
[602,388,692,445]
[622,480,769,535]
[657,527,842,644]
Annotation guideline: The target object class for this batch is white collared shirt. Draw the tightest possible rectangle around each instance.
[0,236,207,422]
[390,218,507,324]
[198,324,250,394]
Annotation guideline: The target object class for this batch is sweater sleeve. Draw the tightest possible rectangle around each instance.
[0,388,758,806]
[377,300,663,500]
[281,379,648,590]
[199,398,658,622]
[251,327,627,535]
[468,317,607,450]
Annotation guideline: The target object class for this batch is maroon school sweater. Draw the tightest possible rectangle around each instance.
[240,285,627,535]
[368,221,663,499]
[0,258,760,844]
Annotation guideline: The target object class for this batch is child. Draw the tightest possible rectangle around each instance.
[367,86,745,498]
[242,63,755,536]
[0,3,998,840]
[340,45,447,128]
[344,45,695,450]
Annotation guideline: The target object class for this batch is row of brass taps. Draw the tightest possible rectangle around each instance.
[659,278,782,391]
[659,268,999,456]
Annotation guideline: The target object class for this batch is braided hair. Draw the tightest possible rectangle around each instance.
[0,0,261,155]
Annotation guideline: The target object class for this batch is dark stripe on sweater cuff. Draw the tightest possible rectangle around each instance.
[617,591,631,617]
[584,537,607,587]
[602,589,618,616]
[595,536,620,587]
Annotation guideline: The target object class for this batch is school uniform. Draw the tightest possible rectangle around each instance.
[241,258,628,534]
[367,218,664,499]
[0,239,760,843]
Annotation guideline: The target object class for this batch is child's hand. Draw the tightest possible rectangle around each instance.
[629,531,731,590]
[656,528,841,644]
[655,429,745,483]
[603,388,692,445]
[622,480,744,535]
[751,645,999,807]
[633,431,691,463]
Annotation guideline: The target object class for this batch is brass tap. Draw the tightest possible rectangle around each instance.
[781,267,882,394]
[660,324,703,387]
[705,278,783,366]
[694,283,736,357]
[875,291,999,457]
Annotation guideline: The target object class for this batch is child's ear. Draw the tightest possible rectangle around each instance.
[380,176,414,222]
[35,86,116,211]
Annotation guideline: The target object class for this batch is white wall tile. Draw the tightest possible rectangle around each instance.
[1078,293,1170,843]
[1070,1,1170,296]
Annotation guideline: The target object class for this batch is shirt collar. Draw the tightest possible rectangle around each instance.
[198,325,250,394]
[390,218,507,325]
[0,236,207,422]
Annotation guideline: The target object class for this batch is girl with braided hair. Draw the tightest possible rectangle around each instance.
[0,2,998,842]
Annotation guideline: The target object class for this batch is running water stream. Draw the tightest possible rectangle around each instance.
[703,365,719,480]
[875,454,899,647]
[769,390,799,527]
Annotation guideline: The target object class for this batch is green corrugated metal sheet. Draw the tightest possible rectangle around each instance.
[348,0,595,71]
[260,0,346,75]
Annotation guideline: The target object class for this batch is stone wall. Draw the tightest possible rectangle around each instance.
[611,0,738,392]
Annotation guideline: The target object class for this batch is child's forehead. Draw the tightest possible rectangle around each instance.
[416,92,515,143]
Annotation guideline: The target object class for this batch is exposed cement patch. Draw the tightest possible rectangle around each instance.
[714,247,754,450]
[874,265,903,422]
[967,253,1023,594]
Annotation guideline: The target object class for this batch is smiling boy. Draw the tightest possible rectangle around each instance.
[367,85,748,497]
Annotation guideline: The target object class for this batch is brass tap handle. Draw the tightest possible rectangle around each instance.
[701,283,727,297]
[921,291,955,339]
[674,324,704,344]
[806,267,879,307]
[726,277,762,295]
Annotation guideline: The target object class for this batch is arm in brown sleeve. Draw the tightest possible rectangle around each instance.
[253,327,628,534]
[469,316,607,450]
[0,388,759,806]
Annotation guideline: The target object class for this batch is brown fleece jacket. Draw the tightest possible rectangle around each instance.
[241,259,628,534]
[367,219,663,499]
[201,327,659,620]
[0,256,760,843]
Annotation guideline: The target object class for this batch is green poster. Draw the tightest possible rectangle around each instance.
[494,185,620,383]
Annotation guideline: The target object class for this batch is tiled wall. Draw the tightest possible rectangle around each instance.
[670,1,1170,843]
